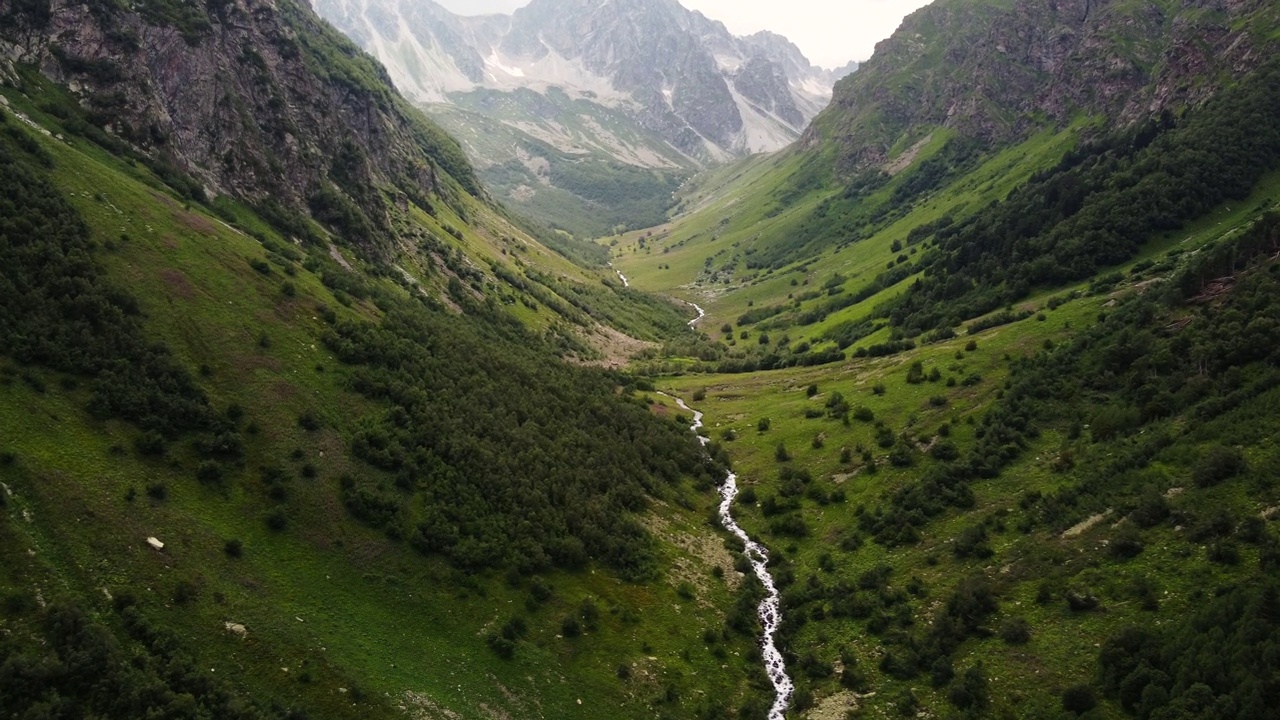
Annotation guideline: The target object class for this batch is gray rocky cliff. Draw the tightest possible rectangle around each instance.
[0,0,478,250]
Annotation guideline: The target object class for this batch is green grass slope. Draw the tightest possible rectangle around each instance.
[605,42,1280,720]
[0,81,772,720]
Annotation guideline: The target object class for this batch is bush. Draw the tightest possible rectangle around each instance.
[999,617,1031,645]
[1193,446,1248,487]
[134,431,167,457]
[223,539,243,558]
[196,461,224,484]
[265,508,288,532]
[1061,685,1097,714]
[1110,526,1145,559]
[146,483,167,501]
[757,418,771,432]
[297,410,322,431]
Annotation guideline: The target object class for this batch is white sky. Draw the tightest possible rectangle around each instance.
[434,0,934,68]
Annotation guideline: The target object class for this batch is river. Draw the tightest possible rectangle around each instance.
[668,395,793,720]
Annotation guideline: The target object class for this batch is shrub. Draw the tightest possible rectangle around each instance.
[172,580,197,605]
[1061,685,1097,714]
[757,418,771,432]
[297,410,321,431]
[223,539,243,558]
[196,461,224,485]
[146,483,167,501]
[135,432,166,457]
[999,617,1031,645]
[1193,446,1248,487]
[1109,526,1145,559]
[265,508,288,532]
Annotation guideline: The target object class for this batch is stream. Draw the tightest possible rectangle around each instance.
[687,301,706,327]
[668,394,793,720]
[608,262,630,288]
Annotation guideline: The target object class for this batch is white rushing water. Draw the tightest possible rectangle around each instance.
[687,301,706,327]
[607,262,630,288]
[667,394,793,720]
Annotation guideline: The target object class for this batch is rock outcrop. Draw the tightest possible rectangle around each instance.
[807,0,1280,173]
[0,0,479,250]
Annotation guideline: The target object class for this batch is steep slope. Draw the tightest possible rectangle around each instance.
[808,0,1280,173]
[0,1,777,719]
[0,0,486,256]
[314,0,855,238]
[600,3,1280,717]
[599,2,1280,712]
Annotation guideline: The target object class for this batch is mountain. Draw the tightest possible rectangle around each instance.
[603,1,1280,718]
[0,0,771,718]
[314,0,854,237]
[0,0,487,256]
[808,0,1280,173]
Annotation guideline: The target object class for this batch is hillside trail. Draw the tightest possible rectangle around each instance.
[665,394,793,719]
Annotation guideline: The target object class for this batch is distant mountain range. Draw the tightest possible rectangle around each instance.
[315,0,857,237]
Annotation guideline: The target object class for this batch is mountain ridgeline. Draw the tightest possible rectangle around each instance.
[314,0,857,239]
[5,0,1280,719]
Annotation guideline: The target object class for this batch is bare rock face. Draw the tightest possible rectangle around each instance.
[807,0,1280,174]
[315,0,855,163]
[0,0,479,251]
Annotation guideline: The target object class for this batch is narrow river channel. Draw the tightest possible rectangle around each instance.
[668,395,793,720]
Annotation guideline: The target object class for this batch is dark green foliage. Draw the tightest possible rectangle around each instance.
[999,617,1031,645]
[888,61,1280,334]
[223,538,243,558]
[1193,446,1248,487]
[948,663,989,711]
[1062,685,1097,715]
[1099,583,1280,719]
[323,304,710,578]
[0,601,289,720]
[0,130,214,438]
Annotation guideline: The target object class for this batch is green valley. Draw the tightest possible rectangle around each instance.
[4,0,1280,719]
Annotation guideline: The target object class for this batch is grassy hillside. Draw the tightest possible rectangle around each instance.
[427,90,690,241]
[608,49,1280,717]
[0,77,773,720]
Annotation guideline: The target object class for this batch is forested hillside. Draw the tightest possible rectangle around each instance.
[0,1,768,718]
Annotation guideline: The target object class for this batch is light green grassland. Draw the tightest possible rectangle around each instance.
[608,113,1280,716]
[611,118,1100,344]
[0,92,762,720]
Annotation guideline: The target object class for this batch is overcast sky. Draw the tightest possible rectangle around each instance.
[433,0,934,68]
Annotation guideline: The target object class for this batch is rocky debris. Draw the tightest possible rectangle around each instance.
[224,622,248,638]
[1062,510,1112,538]
[146,537,165,550]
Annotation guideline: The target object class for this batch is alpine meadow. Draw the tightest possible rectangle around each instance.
[1,1,1279,720]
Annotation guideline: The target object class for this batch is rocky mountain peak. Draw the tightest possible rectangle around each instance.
[315,0,852,161]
